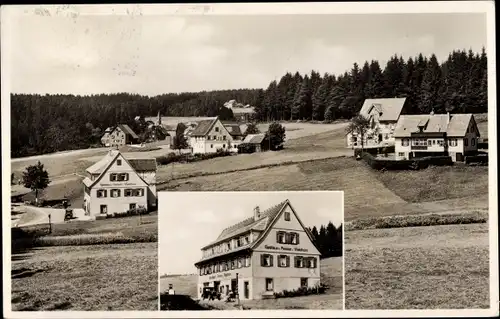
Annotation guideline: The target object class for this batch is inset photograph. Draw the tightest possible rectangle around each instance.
[159,191,344,310]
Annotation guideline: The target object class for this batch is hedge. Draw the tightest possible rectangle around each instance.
[465,154,488,165]
[106,207,149,219]
[156,150,232,165]
[354,146,394,157]
[273,284,328,298]
[361,152,453,170]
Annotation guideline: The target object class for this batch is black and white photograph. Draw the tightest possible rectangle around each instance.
[1,1,498,318]
[159,191,344,310]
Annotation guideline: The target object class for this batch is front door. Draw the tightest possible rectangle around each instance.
[231,279,237,295]
[100,205,107,214]
[244,281,249,299]
[265,278,273,292]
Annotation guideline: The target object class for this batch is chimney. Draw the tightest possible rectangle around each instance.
[254,206,260,220]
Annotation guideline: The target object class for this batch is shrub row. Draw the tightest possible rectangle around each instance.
[354,146,395,158]
[345,211,488,231]
[156,150,233,166]
[465,154,488,165]
[361,152,453,170]
[105,207,149,219]
[273,284,328,298]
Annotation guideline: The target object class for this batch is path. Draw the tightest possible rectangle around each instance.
[16,205,67,227]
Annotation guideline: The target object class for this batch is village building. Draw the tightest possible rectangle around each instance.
[102,124,140,148]
[347,97,407,149]
[195,199,321,300]
[100,127,114,147]
[240,134,269,153]
[189,117,239,154]
[231,107,256,123]
[82,150,157,216]
[394,112,480,162]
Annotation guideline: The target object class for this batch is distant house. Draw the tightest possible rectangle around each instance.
[394,112,480,162]
[347,98,407,149]
[83,150,157,216]
[222,122,246,148]
[189,117,238,154]
[11,184,32,203]
[100,127,114,147]
[104,124,140,148]
[231,107,256,123]
[194,199,321,300]
[240,134,269,153]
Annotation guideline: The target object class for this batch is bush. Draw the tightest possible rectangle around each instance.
[361,153,453,170]
[156,150,232,166]
[237,143,256,154]
[273,283,328,298]
[465,154,488,165]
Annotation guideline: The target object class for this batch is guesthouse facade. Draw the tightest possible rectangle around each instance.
[195,199,321,300]
[102,124,140,148]
[394,113,480,162]
[347,98,407,149]
[189,117,239,154]
[82,150,157,216]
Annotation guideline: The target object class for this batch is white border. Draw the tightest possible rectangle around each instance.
[2,1,498,318]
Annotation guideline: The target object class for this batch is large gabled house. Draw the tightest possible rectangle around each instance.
[101,124,140,148]
[188,117,239,154]
[347,97,407,149]
[195,199,321,300]
[394,112,480,162]
[82,150,157,216]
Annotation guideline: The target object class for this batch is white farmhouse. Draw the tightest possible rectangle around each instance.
[189,117,239,154]
[347,98,407,149]
[82,150,157,216]
[394,112,480,162]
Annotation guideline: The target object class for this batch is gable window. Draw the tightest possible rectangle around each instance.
[290,232,299,245]
[97,189,107,198]
[244,236,250,245]
[402,138,409,146]
[261,254,273,267]
[449,138,458,147]
[472,138,476,146]
[110,173,117,181]
[278,255,290,268]
[245,256,251,267]
[237,258,243,268]
[211,144,214,149]
[117,173,129,181]
[117,159,122,166]
[294,256,304,268]
[215,127,219,132]
[276,231,286,244]
[110,189,121,198]
[464,138,468,146]
[284,211,291,221]
[223,136,226,140]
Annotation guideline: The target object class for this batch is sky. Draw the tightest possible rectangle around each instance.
[8,12,487,96]
[159,191,343,275]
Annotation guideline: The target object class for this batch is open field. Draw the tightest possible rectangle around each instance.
[11,242,158,311]
[160,257,342,310]
[345,223,489,309]
[159,156,488,221]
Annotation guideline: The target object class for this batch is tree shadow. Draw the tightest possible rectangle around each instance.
[160,294,215,310]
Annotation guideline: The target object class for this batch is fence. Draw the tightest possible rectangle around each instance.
[465,154,488,165]
[361,152,453,170]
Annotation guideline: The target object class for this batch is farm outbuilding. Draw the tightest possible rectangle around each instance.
[239,134,269,153]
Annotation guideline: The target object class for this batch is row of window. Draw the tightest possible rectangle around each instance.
[401,138,475,147]
[261,254,317,269]
[207,135,227,141]
[199,256,251,275]
[276,231,300,245]
[203,235,252,258]
[96,188,144,198]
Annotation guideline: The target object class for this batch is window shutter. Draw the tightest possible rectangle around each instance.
[269,255,274,267]
[294,256,298,268]
[286,255,290,267]
[276,232,280,243]
[285,232,290,244]
[296,233,300,245]
[260,254,265,266]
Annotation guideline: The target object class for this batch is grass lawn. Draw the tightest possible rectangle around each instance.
[344,223,489,309]
[160,156,488,221]
[160,257,343,310]
[11,242,158,311]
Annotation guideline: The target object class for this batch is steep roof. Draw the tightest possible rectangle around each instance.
[222,123,244,136]
[394,113,476,137]
[86,150,119,174]
[128,159,157,172]
[359,98,406,122]
[189,117,219,137]
[243,133,266,144]
[204,200,289,250]
[116,124,139,139]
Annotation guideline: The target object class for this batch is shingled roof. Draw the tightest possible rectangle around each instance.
[128,159,157,172]
[359,98,406,122]
[242,133,266,144]
[203,200,289,250]
[189,118,219,137]
[394,113,477,138]
[222,123,244,136]
[116,124,139,139]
